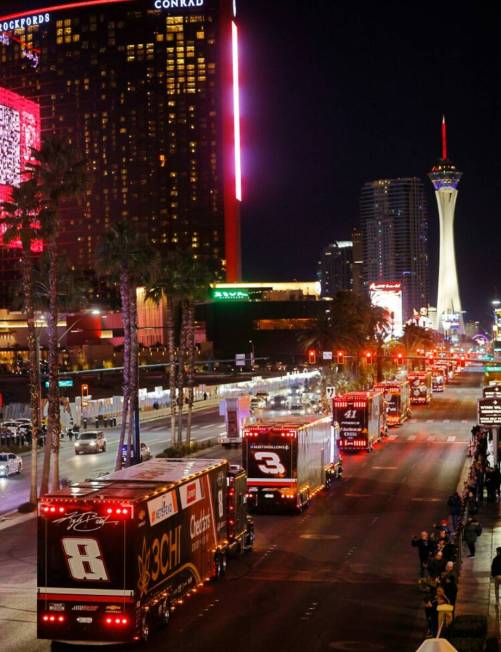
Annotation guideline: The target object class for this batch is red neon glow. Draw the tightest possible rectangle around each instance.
[0,0,133,23]
[441,115,447,160]
[231,21,242,202]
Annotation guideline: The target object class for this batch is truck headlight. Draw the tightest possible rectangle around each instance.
[0,465,7,473]
[89,441,96,446]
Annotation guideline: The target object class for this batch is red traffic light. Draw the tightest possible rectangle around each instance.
[337,351,345,364]
[396,353,404,365]
[308,349,316,364]
[365,351,373,365]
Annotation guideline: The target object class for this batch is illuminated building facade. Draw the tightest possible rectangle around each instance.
[428,117,463,336]
[0,0,241,304]
[317,240,353,298]
[361,177,429,322]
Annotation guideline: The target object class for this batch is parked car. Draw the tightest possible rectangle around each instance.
[0,452,22,477]
[74,430,106,455]
[0,421,20,435]
[121,442,151,464]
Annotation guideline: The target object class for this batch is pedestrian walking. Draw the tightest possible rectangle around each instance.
[493,464,501,500]
[447,491,462,532]
[463,516,482,557]
[412,531,434,577]
[441,561,458,605]
[491,547,501,603]
[68,428,74,442]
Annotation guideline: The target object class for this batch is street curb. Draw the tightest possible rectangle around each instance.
[0,509,36,532]
[456,448,472,494]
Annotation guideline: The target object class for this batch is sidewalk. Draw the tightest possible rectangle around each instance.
[454,501,501,641]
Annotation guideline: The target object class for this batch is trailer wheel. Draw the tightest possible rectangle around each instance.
[141,613,150,642]
[159,599,171,627]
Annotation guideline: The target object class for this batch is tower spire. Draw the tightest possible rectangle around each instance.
[441,114,447,160]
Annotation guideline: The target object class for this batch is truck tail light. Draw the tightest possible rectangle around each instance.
[105,616,129,626]
[41,614,65,624]
[41,504,65,515]
[105,505,131,517]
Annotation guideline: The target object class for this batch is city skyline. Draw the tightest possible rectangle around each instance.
[238,0,499,326]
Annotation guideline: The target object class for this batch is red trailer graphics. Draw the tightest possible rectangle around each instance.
[242,416,341,512]
[37,458,253,644]
[408,372,432,404]
[333,391,386,451]
[373,381,410,426]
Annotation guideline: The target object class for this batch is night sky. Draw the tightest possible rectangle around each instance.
[238,1,500,327]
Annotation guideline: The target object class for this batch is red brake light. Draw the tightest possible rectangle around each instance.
[42,615,49,622]
[106,508,113,514]
[58,507,65,514]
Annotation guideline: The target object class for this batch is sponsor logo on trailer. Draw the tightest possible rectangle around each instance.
[147,491,178,526]
[179,479,203,508]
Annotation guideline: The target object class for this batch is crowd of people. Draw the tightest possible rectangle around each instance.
[412,522,460,637]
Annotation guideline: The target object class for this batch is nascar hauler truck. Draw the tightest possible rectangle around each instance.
[432,367,445,392]
[408,371,432,405]
[242,416,342,512]
[374,380,410,426]
[37,458,254,645]
[333,390,386,452]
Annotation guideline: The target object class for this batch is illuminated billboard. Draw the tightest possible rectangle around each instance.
[0,87,40,200]
[369,281,403,340]
[0,87,41,250]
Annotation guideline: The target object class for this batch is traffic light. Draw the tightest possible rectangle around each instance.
[396,353,404,366]
[365,351,373,365]
[460,355,465,367]
[308,349,316,364]
[337,350,345,365]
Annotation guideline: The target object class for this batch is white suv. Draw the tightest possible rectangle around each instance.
[0,452,23,477]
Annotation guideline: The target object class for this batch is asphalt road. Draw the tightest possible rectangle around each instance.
[0,369,481,652]
[0,402,226,515]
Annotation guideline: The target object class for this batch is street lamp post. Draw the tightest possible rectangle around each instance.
[248,339,254,369]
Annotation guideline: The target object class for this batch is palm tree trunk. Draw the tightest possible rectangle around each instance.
[116,271,131,471]
[176,301,187,445]
[127,286,138,466]
[22,254,41,504]
[47,242,61,492]
[166,295,177,446]
[185,300,195,447]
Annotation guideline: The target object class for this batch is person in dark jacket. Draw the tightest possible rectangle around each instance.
[491,547,501,603]
[412,531,434,577]
[427,551,445,579]
[463,517,482,557]
[447,491,462,532]
[441,561,458,605]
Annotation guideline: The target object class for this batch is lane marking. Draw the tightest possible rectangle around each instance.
[427,436,436,442]
[426,419,434,423]
[407,435,416,441]
[372,466,397,470]
[411,497,440,502]
[443,419,450,423]
[300,533,340,540]
[447,436,456,442]
[387,434,398,440]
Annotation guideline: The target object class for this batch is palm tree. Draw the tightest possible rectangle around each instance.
[399,324,436,370]
[97,223,156,469]
[0,179,42,505]
[180,257,214,446]
[145,250,185,447]
[29,136,87,494]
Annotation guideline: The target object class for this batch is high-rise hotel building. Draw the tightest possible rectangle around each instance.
[0,0,242,302]
[361,177,429,322]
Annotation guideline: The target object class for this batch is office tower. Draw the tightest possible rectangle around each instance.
[351,226,364,295]
[428,116,463,336]
[317,240,353,298]
[0,0,242,305]
[361,177,429,322]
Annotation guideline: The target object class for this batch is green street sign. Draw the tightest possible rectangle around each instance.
[44,379,74,389]
[485,366,501,372]
[212,289,250,301]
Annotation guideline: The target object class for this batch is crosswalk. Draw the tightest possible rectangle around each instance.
[386,434,466,444]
